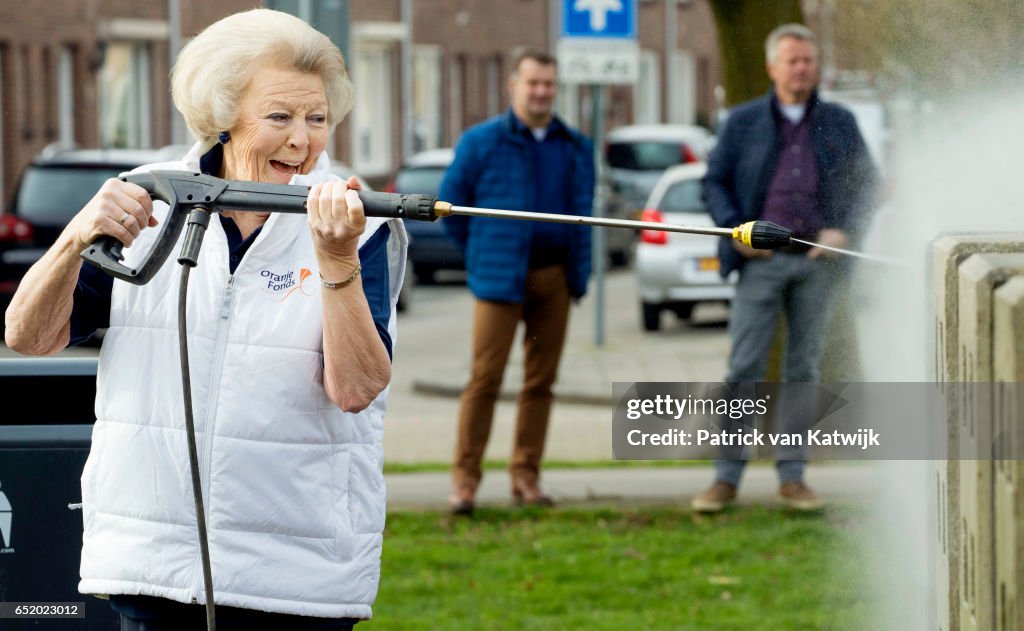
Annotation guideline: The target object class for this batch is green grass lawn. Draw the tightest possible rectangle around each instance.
[364,504,872,631]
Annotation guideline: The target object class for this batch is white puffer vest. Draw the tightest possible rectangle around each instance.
[78,144,407,620]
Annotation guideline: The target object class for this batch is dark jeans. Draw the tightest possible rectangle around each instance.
[120,616,357,631]
[114,596,359,631]
[715,252,842,486]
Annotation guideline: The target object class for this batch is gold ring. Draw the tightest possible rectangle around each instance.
[118,212,131,226]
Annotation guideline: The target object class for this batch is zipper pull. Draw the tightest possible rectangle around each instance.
[221,276,235,319]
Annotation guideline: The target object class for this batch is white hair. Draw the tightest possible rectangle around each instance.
[171,9,353,143]
[765,23,818,64]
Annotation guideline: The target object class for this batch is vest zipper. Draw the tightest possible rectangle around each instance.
[189,274,236,604]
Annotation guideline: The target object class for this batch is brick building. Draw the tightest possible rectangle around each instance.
[0,0,251,206]
[0,0,721,201]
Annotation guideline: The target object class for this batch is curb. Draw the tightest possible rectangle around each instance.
[411,379,613,407]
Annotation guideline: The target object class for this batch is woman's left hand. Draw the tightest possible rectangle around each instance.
[307,176,366,260]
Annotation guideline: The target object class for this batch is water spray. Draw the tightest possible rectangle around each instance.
[789,238,907,266]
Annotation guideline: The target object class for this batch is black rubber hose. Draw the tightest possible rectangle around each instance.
[178,265,216,631]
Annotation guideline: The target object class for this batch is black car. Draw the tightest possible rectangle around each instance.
[384,148,464,284]
[1,146,186,313]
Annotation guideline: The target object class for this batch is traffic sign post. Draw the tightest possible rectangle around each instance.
[557,0,639,85]
[557,0,638,346]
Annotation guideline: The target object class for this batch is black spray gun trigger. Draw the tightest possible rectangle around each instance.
[80,171,441,285]
[80,172,228,284]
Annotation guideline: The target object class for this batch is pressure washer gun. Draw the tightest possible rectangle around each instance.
[81,171,793,283]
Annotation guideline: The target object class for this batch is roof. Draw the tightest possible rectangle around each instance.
[32,145,189,168]
[401,148,455,169]
[606,124,713,144]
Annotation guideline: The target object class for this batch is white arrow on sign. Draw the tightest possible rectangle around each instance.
[574,0,623,32]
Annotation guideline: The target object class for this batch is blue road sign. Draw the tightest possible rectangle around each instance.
[563,0,636,39]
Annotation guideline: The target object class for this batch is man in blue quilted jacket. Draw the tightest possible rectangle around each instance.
[441,48,594,515]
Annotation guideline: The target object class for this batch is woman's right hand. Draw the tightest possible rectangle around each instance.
[65,178,157,251]
[5,177,156,354]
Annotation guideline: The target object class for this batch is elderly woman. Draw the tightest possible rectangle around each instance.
[4,9,406,630]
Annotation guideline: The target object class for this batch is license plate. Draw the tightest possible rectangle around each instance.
[697,257,720,272]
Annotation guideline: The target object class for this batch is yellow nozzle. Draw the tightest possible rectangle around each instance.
[433,201,453,217]
[732,221,756,247]
[730,220,793,250]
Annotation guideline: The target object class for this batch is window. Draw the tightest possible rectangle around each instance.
[98,42,151,148]
[265,0,350,62]
[556,81,580,128]
[448,54,465,146]
[394,167,447,196]
[15,165,127,224]
[58,47,75,146]
[19,45,31,141]
[351,41,394,175]
[412,45,442,153]
[485,54,502,117]
[607,141,687,171]
[634,49,661,124]
[658,179,705,214]
[668,50,696,125]
[42,47,54,140]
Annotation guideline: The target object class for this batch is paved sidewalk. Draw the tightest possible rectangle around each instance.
[384,270,874,509]
[405,270,733,406]
[383,269,734,464]
[385,463,877,511]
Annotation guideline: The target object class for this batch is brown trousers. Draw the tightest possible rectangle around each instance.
[452,265,572,491]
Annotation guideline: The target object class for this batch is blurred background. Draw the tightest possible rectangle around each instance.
[2,2,1024,630]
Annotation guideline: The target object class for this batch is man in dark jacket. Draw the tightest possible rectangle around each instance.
[441,49,594,515]
[695,24,877,512]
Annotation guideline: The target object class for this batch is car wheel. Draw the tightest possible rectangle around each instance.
[641,302,661,332]
[609,249,631,268]
[397,258,414,312]
[414,266,436,285]
[673,302,695,322]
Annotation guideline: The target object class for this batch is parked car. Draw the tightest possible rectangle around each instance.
[0,145,188,313]
[384,148,463,284]
[332,160,413,312]
[634,162,735,331]
[605,124,716,235]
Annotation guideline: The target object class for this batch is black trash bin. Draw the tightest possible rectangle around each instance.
[0,357,119,630]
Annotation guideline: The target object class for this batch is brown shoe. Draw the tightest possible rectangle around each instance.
[448,486,476,516]
[512,479,555,507]
[778,481,824,511]
[691,481,737,513]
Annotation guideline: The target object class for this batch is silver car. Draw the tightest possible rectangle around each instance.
[634,162,735,331]
[605,124,715,215]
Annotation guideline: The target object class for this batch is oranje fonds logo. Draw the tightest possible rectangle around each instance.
[260,267,314,302]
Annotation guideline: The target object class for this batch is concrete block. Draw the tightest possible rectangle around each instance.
[993,276,1024,631]
[957,253,1024,631]
[933,235,1024,383]
[930,234,1024,631]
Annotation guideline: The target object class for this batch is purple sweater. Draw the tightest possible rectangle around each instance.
[760,115,822,237]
